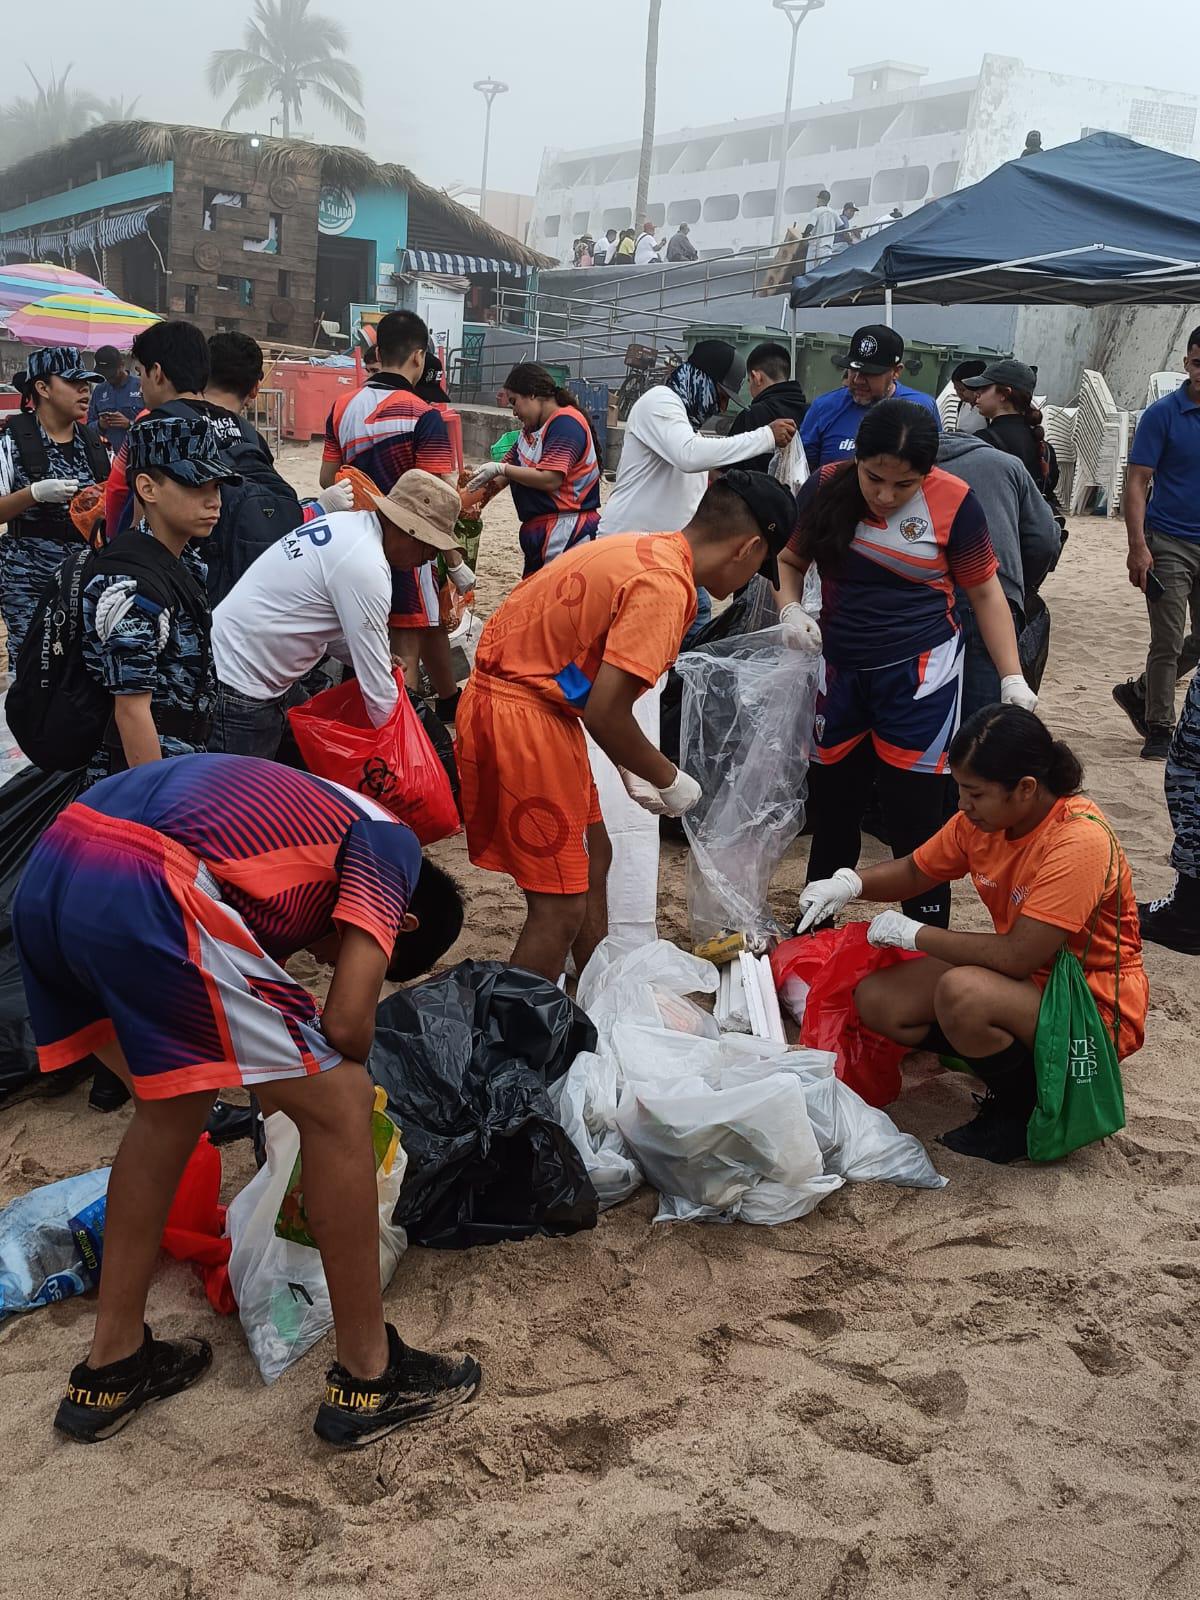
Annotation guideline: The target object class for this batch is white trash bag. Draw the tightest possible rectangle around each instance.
[227,1092,408,1383]
[675,627,819,941]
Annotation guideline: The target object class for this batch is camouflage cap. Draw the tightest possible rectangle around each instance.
[126,414,241,487]
[27,345,102,383]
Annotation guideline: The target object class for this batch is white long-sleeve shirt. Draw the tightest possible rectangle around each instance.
[213,510,399,727]
[598,386,776,535]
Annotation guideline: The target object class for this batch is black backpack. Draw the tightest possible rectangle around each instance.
[4,410,111,486]
[7,530,211,773]
[156,401,304,605]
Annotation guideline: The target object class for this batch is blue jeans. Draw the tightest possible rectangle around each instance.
[208,683,288,759]
[681,586,713,650]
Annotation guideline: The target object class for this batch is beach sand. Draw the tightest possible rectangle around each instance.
[1,447,1197,1600]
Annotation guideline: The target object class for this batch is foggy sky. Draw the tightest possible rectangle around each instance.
[2,0,1194,198]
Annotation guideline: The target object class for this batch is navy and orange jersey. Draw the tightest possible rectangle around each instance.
[79,753,421,962]
[323,374,453,493]
[791,463,997,669]
[502,407,601,522]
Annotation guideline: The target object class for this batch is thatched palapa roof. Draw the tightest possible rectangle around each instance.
[0,120,551,268]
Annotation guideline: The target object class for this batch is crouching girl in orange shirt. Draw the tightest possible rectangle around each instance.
[794,705,1148,1164]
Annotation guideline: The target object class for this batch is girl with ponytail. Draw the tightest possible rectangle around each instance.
[796,704,1148,1164]
[465,362,602,576]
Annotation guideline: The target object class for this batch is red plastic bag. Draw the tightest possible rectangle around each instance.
[770,922,923,1108]
[288,668,460,844]
[161,1134,235,1315]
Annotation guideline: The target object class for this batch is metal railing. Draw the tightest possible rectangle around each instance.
[452,236,812,405]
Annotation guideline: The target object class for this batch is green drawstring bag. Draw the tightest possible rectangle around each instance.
[1027,817,1126,1162]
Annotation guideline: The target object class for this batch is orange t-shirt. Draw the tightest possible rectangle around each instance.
[473,531,698,715]
[913,795,1148,1058]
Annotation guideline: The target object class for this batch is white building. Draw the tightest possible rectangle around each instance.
[529,54,1200,262]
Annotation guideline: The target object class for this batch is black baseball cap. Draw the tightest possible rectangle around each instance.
[690,338,748,399]
[720,468,797,587]
[961,358,1038,393]
[94,344,123,372]
[847,324,905,374]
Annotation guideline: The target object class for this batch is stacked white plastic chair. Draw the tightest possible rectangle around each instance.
[1041,403,1078,513]
[1071,370,1131,518]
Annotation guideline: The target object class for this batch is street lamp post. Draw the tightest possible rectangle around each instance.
[769,0,826,253]
[473,77,509,223]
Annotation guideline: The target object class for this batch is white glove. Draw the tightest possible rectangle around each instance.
[621,765,703,819]
[867,909,923,951]
[446,559,476,594]
[1000,674,1038,712]
[466,461,506,492]
[315,479,355,514]
[779,602,822,655]
[31,478,79,505]
[795,866,862,934]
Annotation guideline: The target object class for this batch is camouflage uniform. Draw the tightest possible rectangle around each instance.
[79,411,235,786]
[1165,674,1200,876]
[82,534,215,787]
[0,419,102,663]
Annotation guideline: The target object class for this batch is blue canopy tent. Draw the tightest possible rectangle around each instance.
[790,133,1200,318]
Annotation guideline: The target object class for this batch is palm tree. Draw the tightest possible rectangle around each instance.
[206,0,365,142]
[633,0,662,230]
[93,94,142,124]
[0,65,102,168]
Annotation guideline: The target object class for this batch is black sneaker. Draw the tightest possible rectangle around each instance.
[1112,680,1149,739]
[938,1094,1028,1164]
[54,1326,212,1442]
[205,1099,256,1146]
[1138,896,1200,955]
[1141,725,1173,761]
[314,1323,481,1448]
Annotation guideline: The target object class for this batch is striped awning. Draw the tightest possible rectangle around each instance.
[0,203,164,264]
[403,248,530,278]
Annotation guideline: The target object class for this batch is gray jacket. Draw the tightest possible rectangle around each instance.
[937,431,1061,616]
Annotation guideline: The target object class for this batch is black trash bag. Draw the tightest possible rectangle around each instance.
[0,764,87,1103]
[1019,594,1052,694]
[369,960,599,1249]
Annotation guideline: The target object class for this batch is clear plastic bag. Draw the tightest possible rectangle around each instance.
[769,430,810,495]
[0,1168,108,1321]
[675,626,820,940]
[226,1095,408,1383]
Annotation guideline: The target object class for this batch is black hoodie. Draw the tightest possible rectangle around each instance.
[728,379,809,474]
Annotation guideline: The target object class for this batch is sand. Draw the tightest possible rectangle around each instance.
[1,450,1197,1600]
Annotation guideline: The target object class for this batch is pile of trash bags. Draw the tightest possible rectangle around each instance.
[552,938,946,1223]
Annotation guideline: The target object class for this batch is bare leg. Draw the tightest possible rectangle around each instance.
[390,627,421,692]
[257,1060,388,1378]
[855,958,950,1047]
[933,966,1042,1055]
[419,626,459,701]
[512,890,587,983]
[87,1042,216,1367]
[572,821,612,977]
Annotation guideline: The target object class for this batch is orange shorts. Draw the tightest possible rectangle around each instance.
[456,672,603,895]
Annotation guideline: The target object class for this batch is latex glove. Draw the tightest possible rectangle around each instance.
[621,765,703,819]
[867,909,923,951]
[446,559,476,594]
[795,866,862,934]
[315,479,355,514]
[465,461,506,492]
[779,602,822,655]
[1000,674,1038,712]
[31,477,79,505]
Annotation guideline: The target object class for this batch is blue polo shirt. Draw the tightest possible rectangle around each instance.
[1129,381,1200,543]
[87,372,143,445]
[800,381,941,469]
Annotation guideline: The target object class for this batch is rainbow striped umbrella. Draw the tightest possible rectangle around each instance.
[6,291,161,351]
[0,263,116,311]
